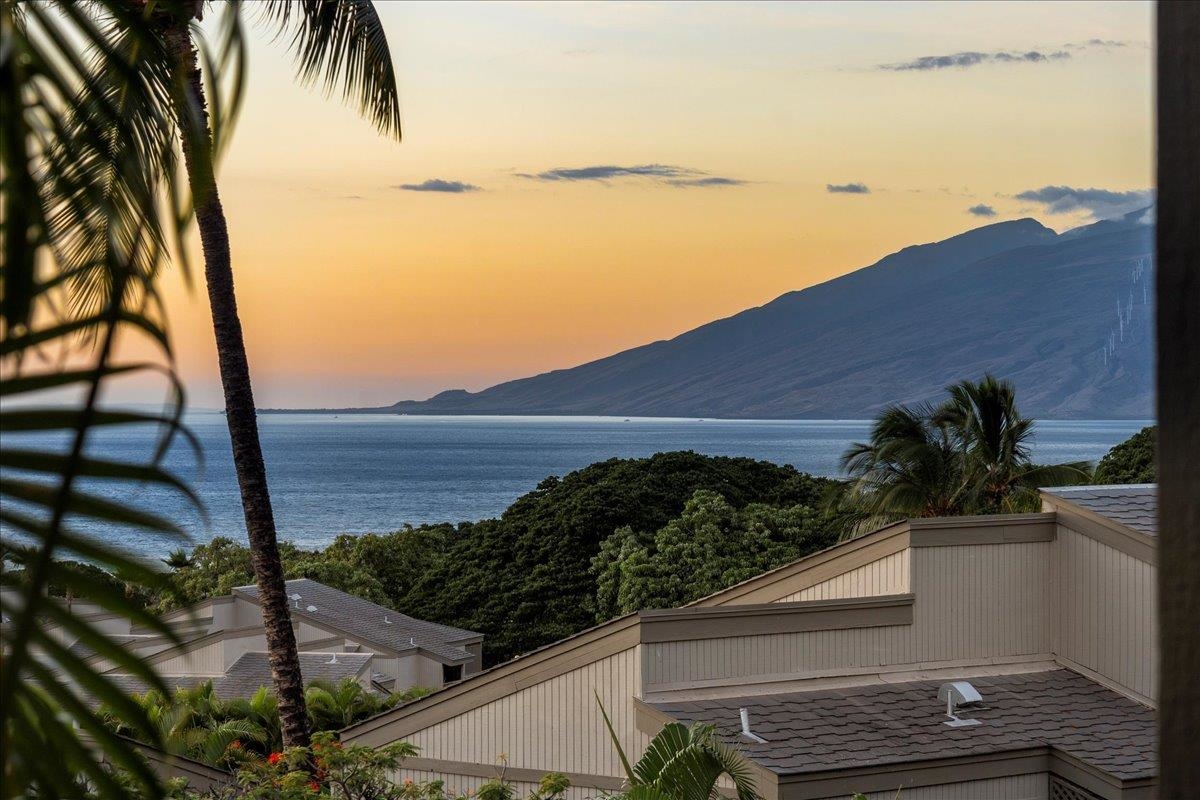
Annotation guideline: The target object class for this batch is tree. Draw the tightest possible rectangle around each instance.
[839,376,1090,530]
[152,0,403,748]
[599,698,758,800]
[1094,425,1156,484]
[592,490,840,617]
[937,375,1090,513]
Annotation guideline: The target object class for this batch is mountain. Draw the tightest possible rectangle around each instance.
[381,213,1155,419]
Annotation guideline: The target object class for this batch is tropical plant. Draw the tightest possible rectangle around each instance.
[598,697,759,800]
[139,0,403,749]
[936,375,1091,513]
[1,0,213,796]
[838,376,1091,534]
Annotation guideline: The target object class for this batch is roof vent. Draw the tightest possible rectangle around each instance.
[938,681,983,727]
[289,593,301,610]
[739,708,768,744]
[306,605,318,613]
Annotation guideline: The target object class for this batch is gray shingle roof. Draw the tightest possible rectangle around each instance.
[108,651,373,700]
[235,579,479,662]
[1044,484,1158,535]
[650,669,1156,782]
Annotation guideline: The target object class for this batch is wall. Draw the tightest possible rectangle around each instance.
[645,542,1052,693]
[1052,525,1157,703]
[400,647,645,784]
[776,549,910,603]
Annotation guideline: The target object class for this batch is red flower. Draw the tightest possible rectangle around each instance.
[267,752,282,765]
[309,781,321,792]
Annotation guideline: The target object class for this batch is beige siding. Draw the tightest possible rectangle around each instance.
[813,773,1047,800]
[156,638,225,676]
[776,550,910,603]
[403,647,645,779]
[1053,525,1157,702]
[647,543,1051,690]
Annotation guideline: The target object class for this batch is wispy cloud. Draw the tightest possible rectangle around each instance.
[826,182,870,194]
[1013,185,1153,219]
[880,49,1070,71]
[967,204,998,217]
[518,164,745,188]
[395,179,481,193]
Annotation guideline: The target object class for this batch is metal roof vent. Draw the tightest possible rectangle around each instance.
[938,681,983,727]
[739,708,768,744]
[306,605,318,613]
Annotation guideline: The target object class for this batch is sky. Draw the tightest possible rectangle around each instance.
[127,1,1153,408]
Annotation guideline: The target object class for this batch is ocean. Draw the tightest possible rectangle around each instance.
[6,414,1148,557]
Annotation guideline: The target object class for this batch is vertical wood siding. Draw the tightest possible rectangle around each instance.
[403,647,645,779]
[646,543,1051,688]
[814,773,1048,800]
[155,638,225,676]
[775,550,910,603]
[1053,525,1157,701]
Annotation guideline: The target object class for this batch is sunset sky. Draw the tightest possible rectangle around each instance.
[139,1,1153,408]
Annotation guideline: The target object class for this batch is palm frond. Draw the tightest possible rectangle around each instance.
[1,1,223,796]
[257,0,402,138]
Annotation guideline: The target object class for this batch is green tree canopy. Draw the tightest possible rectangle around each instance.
[1094,426,1157,484]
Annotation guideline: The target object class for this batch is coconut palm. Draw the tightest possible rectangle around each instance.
[837,377,1091,533]
[149,0,403,748]
[937,375,1090,513]
[598,697,759,800]
[839,403,969,529]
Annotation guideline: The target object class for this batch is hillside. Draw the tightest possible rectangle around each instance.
[359,214,1155,419]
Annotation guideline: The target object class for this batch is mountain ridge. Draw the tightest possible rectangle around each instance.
[269,214,1154,419]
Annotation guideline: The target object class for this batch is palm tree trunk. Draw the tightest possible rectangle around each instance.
[163,18,311,749]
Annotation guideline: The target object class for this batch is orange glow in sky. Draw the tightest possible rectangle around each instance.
[134,1,1153,408]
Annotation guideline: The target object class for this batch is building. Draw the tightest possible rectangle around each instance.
[342,485,1159,800]
[54,578,483,698]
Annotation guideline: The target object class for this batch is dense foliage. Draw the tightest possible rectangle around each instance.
[119,732,571,800]
[159,452,837,663]
[1093,426,1157,484]
[101,679,431,769]
[592,490,842,617]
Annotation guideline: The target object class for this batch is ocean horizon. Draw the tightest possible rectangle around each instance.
[4,413,1150,558]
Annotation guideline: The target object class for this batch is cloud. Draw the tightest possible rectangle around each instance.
[1013,185,1153,219]
[967,204,998,217]
[880,49,1070,71]
[826,182,870,194]
[519,164,744,188]
[395,179,481,193]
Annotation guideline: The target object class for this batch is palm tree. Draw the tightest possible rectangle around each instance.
[839,403,969,528]
[151,0,403,748]
[838,377,1092,531]
[937,375,1090,513]
[598,697,759,800]
[305,678,388,731]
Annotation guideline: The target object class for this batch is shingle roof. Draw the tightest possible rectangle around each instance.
[235,579,479,663]
[108,651,374,700]
[1043,484,1158,535]
[650,669,1156,782]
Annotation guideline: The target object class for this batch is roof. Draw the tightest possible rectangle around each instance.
[109,651,373,700]
[235,579,480,663]
[650,669,1156,782]
[1043,484,1158,535]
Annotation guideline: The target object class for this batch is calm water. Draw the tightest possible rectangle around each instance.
[5,414,1148,557]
